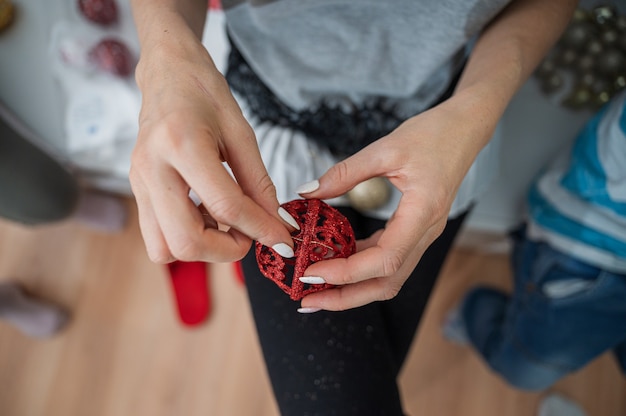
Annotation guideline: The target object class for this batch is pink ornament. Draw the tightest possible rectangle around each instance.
[78,0,118,26]
[88,38,134,77]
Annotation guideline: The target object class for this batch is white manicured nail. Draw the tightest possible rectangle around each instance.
[295,180,320,195]
[278,207,300,230]
[297,307,322,314]
[299,276,326,284]
[272,243,294,258]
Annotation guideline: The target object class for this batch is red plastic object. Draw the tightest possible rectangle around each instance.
[233,260,245,286]
[255,199,356,300]
[167,261,211,326]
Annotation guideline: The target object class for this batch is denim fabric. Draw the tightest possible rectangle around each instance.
[461,226,626,391]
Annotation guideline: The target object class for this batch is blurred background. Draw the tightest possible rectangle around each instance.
[0,0,625,415]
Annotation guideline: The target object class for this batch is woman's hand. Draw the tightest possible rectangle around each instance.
[295,0,576,311]
[129,24,295,264]
[296,99,485,310]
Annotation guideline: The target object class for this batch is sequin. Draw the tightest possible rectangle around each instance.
[256,199,356,300]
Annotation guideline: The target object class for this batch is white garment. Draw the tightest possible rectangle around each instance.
[236,92,502,220]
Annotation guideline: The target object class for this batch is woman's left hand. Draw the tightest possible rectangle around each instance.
[297,99,489,311]
[295,0,578,311]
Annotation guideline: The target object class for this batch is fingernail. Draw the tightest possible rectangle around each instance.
[278,207,300,230]
[295,180,320,195]
[297,307,322,314]
[299,276,326,284]
[272,243,295,258]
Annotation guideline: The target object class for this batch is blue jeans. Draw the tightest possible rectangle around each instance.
[460,226,626,391]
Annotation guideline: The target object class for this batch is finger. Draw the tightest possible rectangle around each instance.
[355,229,383,252]
[198,203,219,229]
[130,180,174,263]
[149,167,255,262]
[298,141,390,200]
[176,154,295,257]
[299,274,405,311]
[222,123,283,217]
[303,195,434,284]
[300,238,429,311]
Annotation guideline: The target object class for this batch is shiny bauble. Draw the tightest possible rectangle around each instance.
[535,58,557,78]
[78,0,118,26]
[88,38,135,77]
[572,8,590,23]
[586,38,604,55]
[618,32,626,52]
[616,15,626,32]
[540,72,564,94]
[576,54,595,73]
[590,78,610,95]
[562,22,595,49]
[600,28,619,45]
[593,90,611,108]
[592,5,616,25]
[347,177,391,212]
[597,48,625,75]
[562,85,592,110]
[557,48,578,66]
[579,71,597,87]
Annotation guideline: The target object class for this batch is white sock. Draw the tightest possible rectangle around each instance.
[538,393,587,416]
[71,190,128,233]
[441,304,470,345]
[0,282,69,338]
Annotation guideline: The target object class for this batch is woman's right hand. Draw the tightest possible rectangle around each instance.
[129,20,295,264]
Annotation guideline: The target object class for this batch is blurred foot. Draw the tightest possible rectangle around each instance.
[0,282,69,338]
[441,304,469,345]
[538,393,586,416]
[72,190,128,233]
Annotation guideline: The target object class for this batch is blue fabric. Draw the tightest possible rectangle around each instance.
[527,91,626,271]
[528,186,626,258]
[560,103,626,215]
[460,227,626,391]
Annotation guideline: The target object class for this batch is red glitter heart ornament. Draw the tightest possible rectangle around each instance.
[255,199,356,300]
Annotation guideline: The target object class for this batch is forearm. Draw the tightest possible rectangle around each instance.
[131,0,207,40]
[452,0,577,145]
[130,0,210,90]
[420,0,576,186]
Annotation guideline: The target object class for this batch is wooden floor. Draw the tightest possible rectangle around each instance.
[0,197,624,416]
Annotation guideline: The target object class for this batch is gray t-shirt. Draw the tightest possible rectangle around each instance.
[223,0,511,114]
[219,0,510,219]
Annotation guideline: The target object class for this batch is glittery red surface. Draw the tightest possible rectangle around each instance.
[255,199,356,301]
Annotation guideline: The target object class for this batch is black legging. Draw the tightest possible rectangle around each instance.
[241,207,468,416]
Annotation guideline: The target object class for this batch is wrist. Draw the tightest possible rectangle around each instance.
[135,19,213,92]
[131,1,210,90]
[438,86,503,152]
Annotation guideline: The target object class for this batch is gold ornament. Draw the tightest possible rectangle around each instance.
[346,177,391,212]
[593,90,611,107]
[562,84,592,110]
[540,72,564,94]
[536,4,626,111]
[592,4,617,25]
[0,0,14,32]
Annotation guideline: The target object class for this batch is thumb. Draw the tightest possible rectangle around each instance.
[298,146,386,200]
[225,125,282,214]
